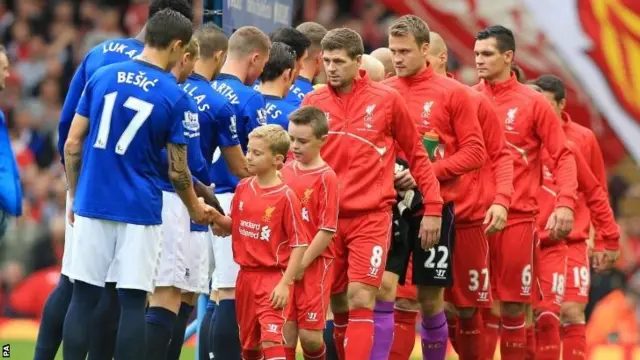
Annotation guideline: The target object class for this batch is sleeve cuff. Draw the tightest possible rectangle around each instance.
[555,195,575,211]
[492,194,511,210]
[422,201,443,217]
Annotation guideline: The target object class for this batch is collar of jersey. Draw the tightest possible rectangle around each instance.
[327,69,369,97]
[297,76,313,85]
[217,73,243,83]
[190,72,211,83]
[132,58,165,72]
[402,64,435,84]
[485,72,519,96]
[263,94,283,101]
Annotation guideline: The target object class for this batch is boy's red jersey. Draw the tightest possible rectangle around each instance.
[231,177,309,269]
[280,161,340,258]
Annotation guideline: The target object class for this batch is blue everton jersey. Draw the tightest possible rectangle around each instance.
[284,77,314,107]
[181,73,241,232]
[73,60,189,225]
[263,94,297,130]
[58,38,143,163]
[210,73,266,193]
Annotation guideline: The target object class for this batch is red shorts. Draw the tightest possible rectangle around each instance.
[534,243,567,314]
[236,269,292,350]
[289,257,334,330]
[489,221,537,303]
[445,226,492,308]
[564,241,590,304]
[331,211,392,294]
[396,256,417,300]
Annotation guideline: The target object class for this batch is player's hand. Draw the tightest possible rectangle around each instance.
[67,198,75,226]
[597,250,620,272]
[419,215,442,250]
[483,204,508,235]
[270,282,290,309]
[190,197,216,225]
[546,207,574,239]
[394,169,416,191]
[211,223,230,237]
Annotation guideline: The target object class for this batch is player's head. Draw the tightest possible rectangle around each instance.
[370,47,395,79]
[259,42,296,97]
[144,9,194,70]
[474,25,516,81]
[296,22,328,78]
[360,54,385,82]
[426,31,447,75]
[227,26,271,85]
[0,45,8,91]
[321,28,364,91]
[525,82,543,93]
[148,0,193,21]
[193,23,228,80]
[270,27,311,80]
[247,124,290,175]
[534,74,567,117]
[512,64,526,83]
[288,106,329,164]
[388,15,430,78]
[172,38,200,83]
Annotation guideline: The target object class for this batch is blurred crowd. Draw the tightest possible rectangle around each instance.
[0,0,639,343]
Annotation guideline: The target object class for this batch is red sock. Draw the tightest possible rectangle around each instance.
[263,345,286,360]
[333,312,349,360]
[562,323,586,360]
[344,308,374,360]
[500,314,526,360]
[535,312,561,359]
[482,308,500,359]
[242,349,264,360]
[302,342,326,360]
[285,346,297,360]
[525,325,536,360]
[447,315,459,355]
[389,308,417,360]
[458,310,484,360]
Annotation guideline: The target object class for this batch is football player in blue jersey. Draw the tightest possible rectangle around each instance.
[259,42,298,130]
[208,26,270,359]
[35,2,194,359]
[61,10,216,360]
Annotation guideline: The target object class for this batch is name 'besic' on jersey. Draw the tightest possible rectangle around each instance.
[116,71,158,92]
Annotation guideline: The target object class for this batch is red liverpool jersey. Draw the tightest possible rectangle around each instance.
[231,177,309,269]
[280,161,340,258]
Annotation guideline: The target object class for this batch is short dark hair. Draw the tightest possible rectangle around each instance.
[534,74,566,102]
[321,28,364,59]
[296,22,327,51]
[269,27,311,61]
[145,9,193,49]
[149,0,193,21]
[260,42,295,83]
[288,106,329,139]
[389,15,430,46]
[476,25,516,53]
[194,23,228,59]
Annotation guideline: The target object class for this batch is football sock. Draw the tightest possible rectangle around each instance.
[562,323,586,360]
[34,274,73,360]
[369,300,395,360]
[535,312,561,359]
[324,319,339,360]
[482,308,500,359]
[302,342,327,360]
[389,308,417,360]
[344,308,374,360]
[499,314,526,360]
[332,312,348,360]
[526,324,536,360]
[166,302,194,360]
[145,306,177,360]
[212,299,241,360]
[263,345,286,360]
[447,314,459,355]
[198,300,216,360]
[115,289,148,360]
[62,281,102,360]
[285,346,297,360]
[420,311,448,360]
[88,283,119,360]
[241,349,264,360]
[458,309,484,360]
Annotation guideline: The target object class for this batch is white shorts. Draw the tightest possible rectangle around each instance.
[61,191,74,277]
[66,215,163,292]
[190,230,212,294]
[211,192,240,290]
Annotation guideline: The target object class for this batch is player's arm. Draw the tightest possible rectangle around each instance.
[242,93,267,144]
[58,59,87,163]
[217,103,251,178]
[300,171,339,270]
[221,145,250,178]
[432,87,486,180]
[586,132,608,191]
[193,181,224,215]
[63,114,89,198]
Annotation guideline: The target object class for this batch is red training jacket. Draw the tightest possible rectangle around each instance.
[383,65,485,203]
[474,74,577,223]
[536,144,619,250]
[303,70,443,217]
